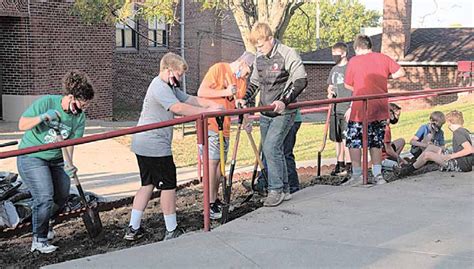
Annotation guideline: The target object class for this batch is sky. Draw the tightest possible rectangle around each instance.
[360,0,474,28]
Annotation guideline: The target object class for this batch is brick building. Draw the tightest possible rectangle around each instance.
[0,1,244,120]
[300,0,474,110]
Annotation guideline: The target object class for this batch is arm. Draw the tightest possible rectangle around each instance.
[18,116,43,131]
[327,85,335,99]
[197,80,233,98]
[185,95,223,109]
[390,67,405,79]
[344,83,354,91]
[279,78,307,106]
[169,102,212,116]
[410,135,430,149]
[446,141,473,160]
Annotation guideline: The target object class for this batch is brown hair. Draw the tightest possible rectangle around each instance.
[446,110,464,125]
[332,42,348,53]
[249,22,273,45]
[62,70,94,101]
[353,35,373,50]
[160,52,188,72]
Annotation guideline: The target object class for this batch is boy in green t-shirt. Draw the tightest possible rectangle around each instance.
[17,70,94,254]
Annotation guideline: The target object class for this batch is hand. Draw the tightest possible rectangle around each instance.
[399,157,409,165]
[226,85,237,97]
[441,154,452,162]
[327,89,335,99]
[64,163,78,178]
[235,99,247,109]
[344,108,351,122]
[272,100,286,114]
[243,115,253,133]
[40,109,60,122]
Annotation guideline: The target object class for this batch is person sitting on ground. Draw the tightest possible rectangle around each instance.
[197,51,255,220]
[381,103,408,170]
[409,111,445,159]
[124,52,223,241]
[17,70,94,254]
[327,42,352,176]
[397,110,473,176]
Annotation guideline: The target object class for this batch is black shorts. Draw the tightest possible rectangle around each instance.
[329,113,347,143]
[135,155,177,190]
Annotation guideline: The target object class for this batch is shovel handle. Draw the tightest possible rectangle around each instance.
[246,131,264,169]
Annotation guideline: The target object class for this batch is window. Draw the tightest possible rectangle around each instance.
[148,17,167,47]
[116,18,137,48]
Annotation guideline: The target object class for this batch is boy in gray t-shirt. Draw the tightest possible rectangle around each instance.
[327,42,352,176]
[124,53,222,241]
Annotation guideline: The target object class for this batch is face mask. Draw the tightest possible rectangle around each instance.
[235,69,242,79]
[389,110,399,124]
[68,100,82,115]
[332,55,342,64]
[168,72,181,88]
[429,122,440,132]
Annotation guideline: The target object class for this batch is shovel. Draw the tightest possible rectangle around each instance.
[317,104,333,176]
[215,116,231,224]
[221,113,244,223]
[242,128,268,204]
[55,130,103,239]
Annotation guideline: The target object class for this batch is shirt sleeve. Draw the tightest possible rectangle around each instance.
[175,88,190,103]
[414,125,427,140]
[249,58,260,88]
[22,96,49,117]
[344,60,354,87]
[151,82,182,111]
[285,48,307,82]
[386,54,401,75]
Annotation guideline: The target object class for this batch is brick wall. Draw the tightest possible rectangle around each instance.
[0,16,32,94]
[112,2,245,120]
[303,64,461,110]
[0,1,114,119]
[0,0,28,17]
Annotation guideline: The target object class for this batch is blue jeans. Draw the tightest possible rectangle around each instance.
[260,113,296,192]
[284,121,301,193]
[257,121,301,193]
[17,155,70,239]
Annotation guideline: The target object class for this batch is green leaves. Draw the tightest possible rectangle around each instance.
[283,0,381,52]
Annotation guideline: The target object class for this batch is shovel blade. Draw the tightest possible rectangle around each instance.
[82,207,103,239]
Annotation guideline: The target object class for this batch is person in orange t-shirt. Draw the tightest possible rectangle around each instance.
[197,51,255,220]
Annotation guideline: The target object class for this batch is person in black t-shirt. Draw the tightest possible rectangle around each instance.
[397,110,473,177]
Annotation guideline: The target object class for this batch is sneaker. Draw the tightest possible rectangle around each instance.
[330,163,341,176]
[123,226,145,241]
[283,192,292,201]
[210,202,222,220]
[163,227,184,241]
[31,238,58,253]
[263,190,285,207]
[47,226,55,240]
[373,174,387,185]
[341,174,362,186]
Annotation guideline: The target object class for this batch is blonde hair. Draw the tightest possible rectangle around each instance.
[249,22,273,45]
[446,110,464,125]
[160,52,188,72]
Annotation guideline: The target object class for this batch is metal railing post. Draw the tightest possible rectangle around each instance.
[362,99,369,184]
[200,116,211,231]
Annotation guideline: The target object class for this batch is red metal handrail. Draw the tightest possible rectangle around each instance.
[1,86,472,232]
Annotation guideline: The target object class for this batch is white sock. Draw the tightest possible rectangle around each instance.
[372,164,382,176]
[129,209,143,230]
[352,167,362,177]
[164,213,177,232]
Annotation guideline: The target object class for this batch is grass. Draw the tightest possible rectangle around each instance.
[115,96,473,168]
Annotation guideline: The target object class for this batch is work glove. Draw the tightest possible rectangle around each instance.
[63,163,78,178]
[40,109,60,122]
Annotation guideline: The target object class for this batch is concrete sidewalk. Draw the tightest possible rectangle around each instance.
[45,171,473,269]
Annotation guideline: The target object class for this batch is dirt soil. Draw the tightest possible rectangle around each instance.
[0,171,349,269]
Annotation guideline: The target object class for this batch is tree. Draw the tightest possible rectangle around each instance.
[72,0,309,51]
[283,0,381,52]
